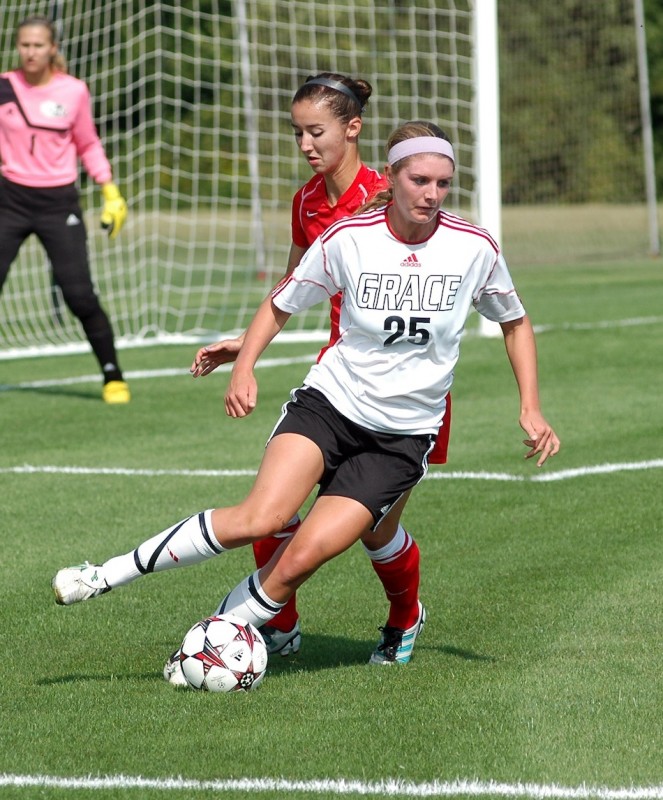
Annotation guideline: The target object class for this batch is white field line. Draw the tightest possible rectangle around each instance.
[0,331,328,361]
[0,310,663,376]
[2,341,662,484]
[2,774,663,799]
[531,316,663,334]
[2,460,663,482]
[0,354,317,392]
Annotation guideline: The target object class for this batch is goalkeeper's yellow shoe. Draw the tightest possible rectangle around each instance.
[102,380,131,404]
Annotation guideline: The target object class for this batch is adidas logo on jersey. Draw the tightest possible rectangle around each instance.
[66,214,81,226]
[400,253,421,268]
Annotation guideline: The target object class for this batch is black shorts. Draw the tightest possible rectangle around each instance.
[0,178,91,294]
[269,386,434,528]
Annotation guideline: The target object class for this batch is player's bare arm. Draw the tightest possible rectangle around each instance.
[224,297,291,418]
[190,336,245,377]
[286,242,308,276]
[500,315,560,466]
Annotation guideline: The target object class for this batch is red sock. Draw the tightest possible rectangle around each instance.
[369,535,420,630]
[252,518,300,632]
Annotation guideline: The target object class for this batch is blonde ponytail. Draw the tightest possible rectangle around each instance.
[51,52,68,74]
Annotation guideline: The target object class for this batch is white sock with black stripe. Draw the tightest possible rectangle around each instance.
[103,509,224,587]
[214,570,285,628]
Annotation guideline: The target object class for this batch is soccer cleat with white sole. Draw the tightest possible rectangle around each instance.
[52,562,111,606]
[259,622,301,656]
[163,649,189,687]
[369,601,426,665]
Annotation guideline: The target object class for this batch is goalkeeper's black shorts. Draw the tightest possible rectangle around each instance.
[0,177,98,311]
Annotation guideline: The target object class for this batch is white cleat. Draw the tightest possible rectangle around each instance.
[163,649,188,687]
[52,562,111,606]
[259,622,302,657]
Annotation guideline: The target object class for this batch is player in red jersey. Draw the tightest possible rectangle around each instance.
[0,16,129,403]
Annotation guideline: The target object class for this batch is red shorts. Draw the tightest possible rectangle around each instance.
[429,393,451,464]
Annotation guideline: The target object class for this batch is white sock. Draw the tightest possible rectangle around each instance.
[362,523,411,564]
[214,570,285,628]
[103,510,224,587]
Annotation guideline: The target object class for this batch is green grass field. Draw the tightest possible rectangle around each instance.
[1,256,662,799]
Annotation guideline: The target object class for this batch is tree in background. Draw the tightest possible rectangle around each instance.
[499,0,646,204]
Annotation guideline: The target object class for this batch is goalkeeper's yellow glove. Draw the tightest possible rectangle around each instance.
[100,182,127,240]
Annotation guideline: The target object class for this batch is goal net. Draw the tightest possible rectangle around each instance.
[0,0,475,358]
[0,1,656,359]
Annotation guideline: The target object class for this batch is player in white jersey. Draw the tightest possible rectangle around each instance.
[51,121,560,673]
[179,74,434,671]
[275,204,514,435]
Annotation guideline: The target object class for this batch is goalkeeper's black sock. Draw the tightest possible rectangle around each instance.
[81,309,124,381]
[102,363,124,383]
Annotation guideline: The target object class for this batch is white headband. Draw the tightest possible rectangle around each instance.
[387,137,455,167]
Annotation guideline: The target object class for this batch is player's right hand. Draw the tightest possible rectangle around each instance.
[520,411,560,467]
[190,336,244,377]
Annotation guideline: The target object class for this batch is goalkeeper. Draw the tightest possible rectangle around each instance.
[0,15,130,403]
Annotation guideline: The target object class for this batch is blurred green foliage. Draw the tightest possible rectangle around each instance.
[2,0,660,204]
[500,0,649,203]
[81,0,660,206]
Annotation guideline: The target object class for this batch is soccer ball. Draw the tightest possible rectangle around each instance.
[179,614,268,693]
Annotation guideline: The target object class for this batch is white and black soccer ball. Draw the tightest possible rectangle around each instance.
[179,614,268,693]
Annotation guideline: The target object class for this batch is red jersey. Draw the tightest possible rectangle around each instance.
[291,163,386,348]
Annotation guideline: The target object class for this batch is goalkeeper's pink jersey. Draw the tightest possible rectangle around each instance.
[0,70,112,188]
[273,205,525,436]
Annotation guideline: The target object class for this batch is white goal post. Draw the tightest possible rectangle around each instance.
[474,0,502,338]
[0,0,657,359]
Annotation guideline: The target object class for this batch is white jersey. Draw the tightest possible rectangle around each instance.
[272,205,525,436]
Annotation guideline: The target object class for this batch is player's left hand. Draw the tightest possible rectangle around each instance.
[224,369,258,418]
[520,411,560,467]
[100,182,128,239]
